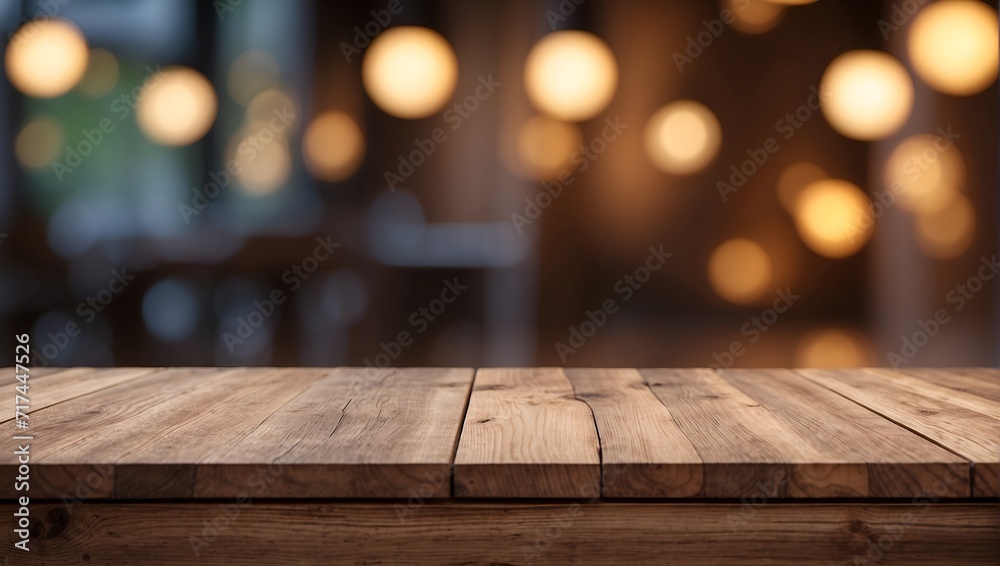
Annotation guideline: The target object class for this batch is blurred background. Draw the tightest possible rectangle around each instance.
[1,0,997,369]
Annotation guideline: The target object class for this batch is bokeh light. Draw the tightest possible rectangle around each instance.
[76,48,119,98]
[227,50,282,105]
[908,0,999,96]
[726,0,785,34]
[820,50,914,141]
[794,179,873,258]
[795,328,872,367]
[247,89,299,133]
[915,194,975,259]
[5,18,89,98]
[514,115,583,179]
[230,129,292,195]
[362,26,459,119]
[142,279,200,342]
[524,30,619,122]
[645,100,722,175]
[708,238,774,305]
[884,134,965,214]
[15,116,64,169]
[303,111,365,182]
[136,66,218,146]
[777,162,827,213]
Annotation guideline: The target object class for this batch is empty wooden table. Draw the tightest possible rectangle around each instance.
[2,367,998,564]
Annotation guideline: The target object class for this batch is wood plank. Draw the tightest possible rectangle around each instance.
[0,367,239,498]
[563,368,703,497]
[114,368,331,498]
[197,367,474,498]
[1,367,163,423]
[5,502,997,565]
[799,368,1000,497]
[895,368,1000,403]
[32,368,340,499]
[640,368,817,497]
[454,368,600,498]
[721,369,969,497]
[0,366,65,383]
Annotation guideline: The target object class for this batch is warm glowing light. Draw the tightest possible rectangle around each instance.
[915,194,975,259]
[765,0,816,4]
[794,179,872,258]
[227,50,282,105]
[303,111,365,182]
[524,31,618,122]
[884,134,964,214]
[247,89,299,132]
[136,66,217,146]
[5,19,88,98]
[362,26,458,119]
[820,50,914,141]
[77,48,118,98]
[777,162,827,213]
[795,328,872,368]
[232,132,292,195]
[908,0,999,96]
[645,100,722,175]
[708,238,774,305]
[726,0,785,35]
[15,117,64,169]
[515,115,583,179]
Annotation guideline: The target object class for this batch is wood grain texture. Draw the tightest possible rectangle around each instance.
[114,368,331,498]
[0,366,65,384]
[1,367,992,502]
[641,368,819,498]
[5,502,997,565]
[0,367,239,498]
[721,369,969,498]
[895,368,1000,403]
[799,368,1000,497]
[563,368,703,497]
[1,367,473,499]
[0,367,163,423]
[454,368,600,498]
[197,367,474,498]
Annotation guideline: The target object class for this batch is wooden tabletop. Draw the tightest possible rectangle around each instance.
[4,367,998,501]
